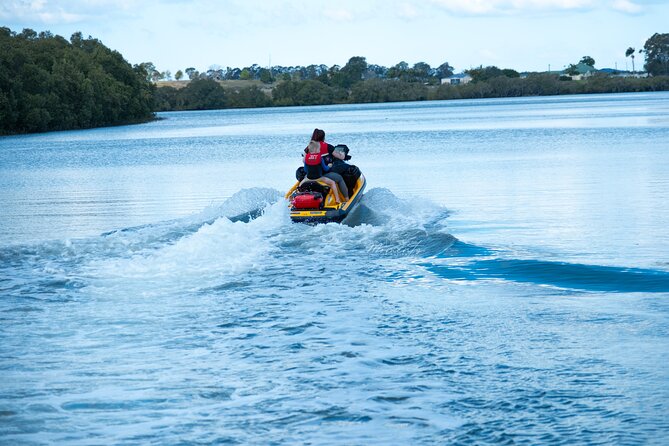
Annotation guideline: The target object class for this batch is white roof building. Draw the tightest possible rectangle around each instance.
[441,73,473,85]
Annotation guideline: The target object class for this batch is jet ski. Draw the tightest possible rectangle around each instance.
[286,173,366,224]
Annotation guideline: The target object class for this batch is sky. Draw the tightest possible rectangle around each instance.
[2,0,667,75]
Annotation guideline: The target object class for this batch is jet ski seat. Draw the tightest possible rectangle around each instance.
[297,181,330,196]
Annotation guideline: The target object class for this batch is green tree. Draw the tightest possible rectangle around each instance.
[327,65,343,87]
[226,86,271,108]
[272,80,301,106]
[19,28,38,40]
[502,68,520,78]
[337,56,367,88]
[69,30,82,46]
[179,78,226,109]
[137,62,156,82]
[259,68,273,84]
[272,80,335,106]
[153,86,179,111]
[467,66,503,82]
[411,62,431,82]
[136,62,159,82]
[175,70,183,81]
[565,64,580,76]
[185,67,198,79]
[302,64,319,80]
[350,79,428,103]
[0,27,154,134]
[643,33,669,76]
[295,80,334,104]
[625,47,636,72]
[580,56,595,67]
[387,61,409,80]
[435,62,454,79]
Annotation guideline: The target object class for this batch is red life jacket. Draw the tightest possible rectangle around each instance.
[304,141,329,157]
[304,141,329,180]
[305,152,322,166]
[304,151,323,180]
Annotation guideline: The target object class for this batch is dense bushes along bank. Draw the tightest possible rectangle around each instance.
[3,27,668,134]
[0,28,155,135]
[155,74,669,111]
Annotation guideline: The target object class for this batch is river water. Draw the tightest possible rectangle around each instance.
[1,93,669,444]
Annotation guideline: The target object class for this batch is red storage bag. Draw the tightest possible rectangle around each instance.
[292,193,323,209]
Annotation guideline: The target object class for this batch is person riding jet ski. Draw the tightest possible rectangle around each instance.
[304,129,348,201]
[301,140,343,203]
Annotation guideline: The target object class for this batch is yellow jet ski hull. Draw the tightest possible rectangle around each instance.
[286,174,366,223]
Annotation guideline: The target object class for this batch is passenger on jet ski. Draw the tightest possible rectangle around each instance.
[305,129,349,201]
[327,144,361,195]
[301,140,343,203]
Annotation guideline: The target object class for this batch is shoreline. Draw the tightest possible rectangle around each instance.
[3,88,668,137]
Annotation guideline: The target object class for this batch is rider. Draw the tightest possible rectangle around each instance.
[300,140,342,203]
[307,129,349,201]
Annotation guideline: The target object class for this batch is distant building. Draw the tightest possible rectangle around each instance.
[441,73,473,85]
[564,63,597,80]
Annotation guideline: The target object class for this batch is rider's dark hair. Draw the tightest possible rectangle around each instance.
[311,128,325,142]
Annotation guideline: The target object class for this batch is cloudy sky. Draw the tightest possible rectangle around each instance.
[2,0,666,74]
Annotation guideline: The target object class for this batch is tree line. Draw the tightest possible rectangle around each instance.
[0,27,155,135]
[154,73,669,111]
[152,33,669,86]
[2,27,668,134]
[146,57,456,85]
[154,32,669,111]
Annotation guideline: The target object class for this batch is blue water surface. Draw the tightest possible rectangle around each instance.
[1,93,669,444]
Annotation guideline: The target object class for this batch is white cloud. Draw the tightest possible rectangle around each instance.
[2,0,663,73]
[323,8,354,21]
[36,11,86,23]
[611,0,643,14]
[0,0,654,27]
[425,0,651,15]
[0,0,142,23]
[429,0,596,15]
[397,2,421,19]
